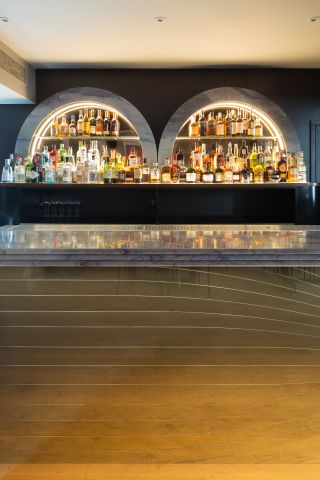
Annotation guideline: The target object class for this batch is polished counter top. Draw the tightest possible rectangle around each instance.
[0,223,320,266]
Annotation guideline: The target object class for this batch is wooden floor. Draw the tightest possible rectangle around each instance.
[0,266,320,479]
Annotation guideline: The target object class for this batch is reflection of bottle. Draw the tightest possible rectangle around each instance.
[1,158,13,183]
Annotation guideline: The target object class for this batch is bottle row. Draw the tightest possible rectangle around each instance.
[1,140,307,184]
[188,109,265,137]
[50,109,121,137]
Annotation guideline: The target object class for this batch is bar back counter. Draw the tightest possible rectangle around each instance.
[1,86,320,476]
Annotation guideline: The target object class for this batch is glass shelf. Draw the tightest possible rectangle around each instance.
[40,135,140,141]
[176,135,277,141]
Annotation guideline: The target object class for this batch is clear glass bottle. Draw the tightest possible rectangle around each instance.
[111,112,120,136]
[58,143,67,164]
[14,157,26,183]
[44,157,56,184]
[254,116,263,137]
[103,156,113,184]
[134,160,143,183]
[297,151,307,183]
[224,159,233,183]
[111,153,120,183]
[88,157,98,183]
[1,158,13,183]
[128,147,138,168]
[77,110,84,135]
[232,144,241,183]
[63,147,75,183]
[206,112,215,136]
[142,158,150,183]
[150,162,160,183]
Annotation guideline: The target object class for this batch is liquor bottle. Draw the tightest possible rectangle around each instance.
[142,158,151,183]
[263,142,273,182]
[240,140,249,159]
[51,117,59,136]
[111,153,120,183]
[189,116,199,137]
[95,109,104,136]
[235,109,244,136]
[176,147,187,183]
[206,112,215,136]
[226,142,233,168]
[232,144,241,183]
[103,111,110,136]
[242,111,248,136]
[202,161,214,183]
[44,157,56,184]
[32,153,41,183]
[240,159,252,184]
[88,155,98,183]
[59,115,69,136]
[161,157,171,183]
[83,108,90,135]
[103,156,113,184]
[224,159,233,183]
[66,147,76,183]
[77,110,84,135]
[278,151,287,182]
[230,110,237,136]
[216,112,225,136]
[62,148,73,183]
[1,158,13,183]
[14,157,26,183]
[297,151,307,183]
[75,151,85,183]
[186,157,196,183]
[198,109,207,136]
[128,147,138,168]
[287,153,298,182]
[57,143,67,164]
[111,112,120,136]
[100,144,108,165]
[272,140,280,168]
[253,153,265,183]
[225,110,232,136]
[134,160,143,183]
[171,154,180,183]
[216,143,225,170]
[254,116,263,137]
[247,110,255,136]
[249,143,258,170]
[150,162,160,183]
[214,162,224,183]
[89,110,96,136]
[118,157,127,183]
[69,115,77,136]
[202,144,211,172]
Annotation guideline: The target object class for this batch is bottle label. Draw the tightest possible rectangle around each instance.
[62,168,72,183]
[60,126,68,135]
[241,172,250,183]
[215,172,223,183]
[161,173,171,183]
[90,126,96,135]
[186,172,196,183]
[233,173,240,182]
[52,126,59,136]
[69,127,77,136]
[104,168,113,180]
[142,167,150,175]
[202,173,214,183]
[118,171,126,182]
[112,168,119,180]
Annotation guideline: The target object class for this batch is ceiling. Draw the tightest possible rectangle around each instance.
[0,0,320,68]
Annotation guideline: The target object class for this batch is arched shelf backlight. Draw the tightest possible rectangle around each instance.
[15,87,157,162]
[158,87,301,164]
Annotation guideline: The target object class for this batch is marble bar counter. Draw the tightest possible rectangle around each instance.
[0,223,320,266]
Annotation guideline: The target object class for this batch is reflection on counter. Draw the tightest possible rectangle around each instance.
[0,224,313,251]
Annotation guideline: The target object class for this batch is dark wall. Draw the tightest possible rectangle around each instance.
[1,68,320,165]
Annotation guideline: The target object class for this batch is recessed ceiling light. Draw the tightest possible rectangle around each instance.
[0,17,9,23]
[154,16,166,23]
[310,16,320,22]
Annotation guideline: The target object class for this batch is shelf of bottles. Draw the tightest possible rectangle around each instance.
[171,101,307,184]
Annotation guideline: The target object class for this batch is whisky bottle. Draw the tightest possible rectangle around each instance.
[150,162,160,183]
[224,159,233,183]
[118,157,127,183]
[232,144,241,183]
[247,110,255,136]
[95,109,104,136]
[214,162,224,183]
[161,157,172,183]
[202,161,214,183]
[58,143,67,163]
[51,117,59,136]
[75,152,85,183]
[278,152,287,182]
[226,142,233,168]
[77,110,84,135]
[69,115,77,136]
[254,116,263,137]
[134,161,143,183]
[89,110,96,136]
[297,151,307,183]
[111,154,120,183]
[88,155,98,183]
[242,111,248,136]
[189,116,199,137]
[128,147,138,167]
[230,110,237,136]
[171,154,180,183]
[198,109,207,136]
[216,112,225,136]
[59,115,69,136]
[235,109,244,136]
[103,111,110,136]
[111,112,120,136]
[225,110,232,136]
[186,158,196,183]
[142,158,151,183]
[287,153,298,182]
[206,112,216,136]
[83,108,90,135]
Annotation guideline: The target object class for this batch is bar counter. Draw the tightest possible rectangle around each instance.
[1,223,320,266]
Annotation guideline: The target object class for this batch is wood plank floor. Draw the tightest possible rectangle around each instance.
[0,266,320,479]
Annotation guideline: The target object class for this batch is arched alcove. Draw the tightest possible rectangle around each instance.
[158,86,301,163]
[15,86,157,162]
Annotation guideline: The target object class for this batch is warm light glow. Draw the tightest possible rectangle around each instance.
[30,101,140,156]
[179,101,286,150]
